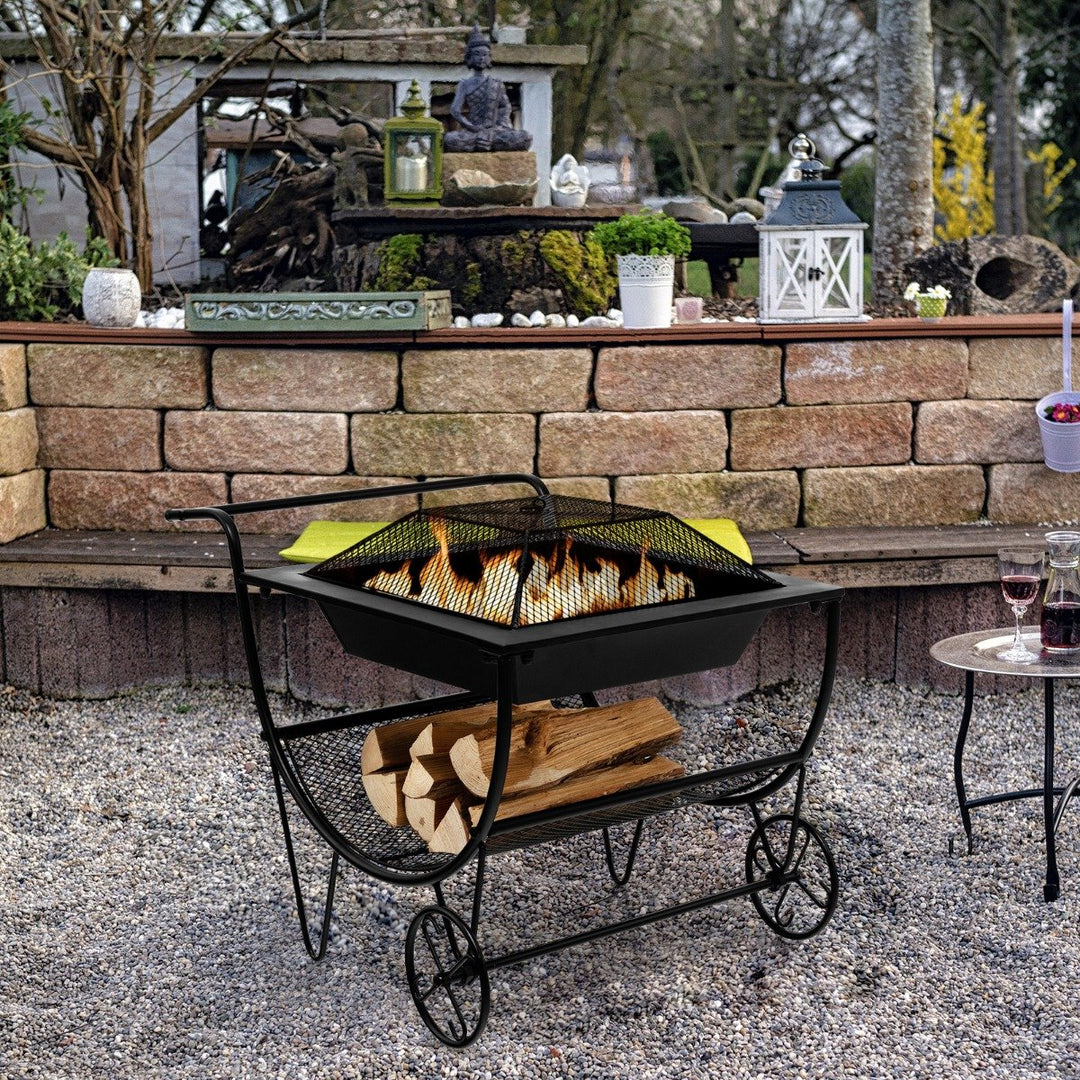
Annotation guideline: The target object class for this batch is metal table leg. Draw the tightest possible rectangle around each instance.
[953,670,976,854]
[1044,677,1061,901]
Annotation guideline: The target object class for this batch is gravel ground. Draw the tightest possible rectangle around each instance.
[3,675,1080,1079]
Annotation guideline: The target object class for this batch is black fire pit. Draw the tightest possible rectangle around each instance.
[166,473,843,1047]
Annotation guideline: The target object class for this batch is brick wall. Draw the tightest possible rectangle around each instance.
[1,329,1074,541]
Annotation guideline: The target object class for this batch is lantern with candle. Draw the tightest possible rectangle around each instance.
[383,80,444,205]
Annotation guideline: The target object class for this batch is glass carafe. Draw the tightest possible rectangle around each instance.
[1041,531,1080,654]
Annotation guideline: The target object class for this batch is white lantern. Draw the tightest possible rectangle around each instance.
[757,153,867,323]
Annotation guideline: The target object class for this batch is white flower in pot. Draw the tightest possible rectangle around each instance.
[904,281,952,321]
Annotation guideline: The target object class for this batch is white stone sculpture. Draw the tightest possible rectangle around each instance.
[549,154,590,208]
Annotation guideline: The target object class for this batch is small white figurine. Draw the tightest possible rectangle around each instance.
[550,153,590,208]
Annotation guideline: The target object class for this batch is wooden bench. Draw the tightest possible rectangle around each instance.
[0,522,1053,592]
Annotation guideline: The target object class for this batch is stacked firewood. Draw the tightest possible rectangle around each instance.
[361,699,685,853]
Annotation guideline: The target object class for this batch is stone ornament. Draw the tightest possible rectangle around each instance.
[82,267,141,328]
[445,26,532,153]
[550,154,589,208]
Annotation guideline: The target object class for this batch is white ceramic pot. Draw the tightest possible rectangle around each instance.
[616,254,675,329]
[82,267,141,328]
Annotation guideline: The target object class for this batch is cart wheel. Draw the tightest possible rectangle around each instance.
[405,905,490,1047]
[745,814,839,940]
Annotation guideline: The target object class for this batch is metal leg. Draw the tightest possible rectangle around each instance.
[953,670,976,854]
[1044,677,1061,902]
[602,819,645,886]
[269,759,339,961]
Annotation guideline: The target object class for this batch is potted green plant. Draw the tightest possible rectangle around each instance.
[591,209,692,328]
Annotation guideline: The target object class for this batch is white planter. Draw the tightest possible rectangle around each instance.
[82,267,141,328]
[617,254,675,329]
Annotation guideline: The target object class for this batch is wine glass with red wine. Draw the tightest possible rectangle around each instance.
[997,549,1044,663]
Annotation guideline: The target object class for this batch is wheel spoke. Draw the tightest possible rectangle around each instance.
[745,814,839,940]
[405,905,491,1047]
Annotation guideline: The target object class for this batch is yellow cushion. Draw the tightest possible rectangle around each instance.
[682,518,752,563]
[280,517,751,565]
[279,520,389,563]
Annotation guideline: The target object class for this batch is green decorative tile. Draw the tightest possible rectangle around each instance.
[184,291,452,332]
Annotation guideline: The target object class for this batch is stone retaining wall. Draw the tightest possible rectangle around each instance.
[0,327,1074,543]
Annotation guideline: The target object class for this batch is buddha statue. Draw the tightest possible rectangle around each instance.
[444,27,533,153]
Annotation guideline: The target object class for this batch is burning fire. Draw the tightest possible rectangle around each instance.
[361,521,697,626]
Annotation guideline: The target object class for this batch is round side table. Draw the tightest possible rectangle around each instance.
[931,627,1080,901]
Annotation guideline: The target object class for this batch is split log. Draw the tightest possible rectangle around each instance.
[361,702,497,775]
[427,797,474,854]
[361,767,409,827]
[404,792,459,842]
[408,699,553,760]
[449,697,681,799]
[466,755,685,827]
[402,754,465,800]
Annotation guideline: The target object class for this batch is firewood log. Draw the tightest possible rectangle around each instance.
[401,754,466,800]
[404,792,459,842]
[408,699,553,759]
[427,796,473,854]
[449,697,681,799]
[361,767,409,827]
[465,755,684,827]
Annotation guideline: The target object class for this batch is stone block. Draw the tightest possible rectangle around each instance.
[28,343,208,407]
[165,411,348,474]
[0,407,38,475]
[539,411,728,476]
[48,470,227,531]
[785,338,968,405]
[967,337,1065,400]
[987,463,1080,523]
[0,469,45,542]
[802,465,985,527]
[403,348,590,412]
[36,407,161,471]
[443,150,537,185]
[229,473,419,534]
[615,471,801,530]
[350,413,535,475]
[594,344,781,410]
[212,347,398,412]
[420,475,611,508]
[0,343,26,409]
[730,403,912,471]
[915,400,1042,464]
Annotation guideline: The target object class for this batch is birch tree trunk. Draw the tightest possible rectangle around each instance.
[871,0,935,304]
[991,0,1027,235]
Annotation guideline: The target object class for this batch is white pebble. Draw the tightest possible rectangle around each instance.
[453,315,470,328]
[581,315,619,327]
[566,313,579,327]
[471,312,504,327]
[510,312,532,327]
[529,310,546,326]
[545,313,567,328]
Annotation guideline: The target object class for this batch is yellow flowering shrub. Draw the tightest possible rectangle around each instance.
[933,95,995,241]
[1027,142,1077,218]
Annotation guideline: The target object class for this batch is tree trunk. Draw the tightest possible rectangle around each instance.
[871,0,935,304]
[990,0,1027,235]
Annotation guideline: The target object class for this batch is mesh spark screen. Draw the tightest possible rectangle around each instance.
[304,495,778,627]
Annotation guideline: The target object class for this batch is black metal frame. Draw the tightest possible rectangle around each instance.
[953,670,1080,902]
[166,473,844,1046]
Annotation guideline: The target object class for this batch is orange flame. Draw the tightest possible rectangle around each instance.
[362,521,696,626]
